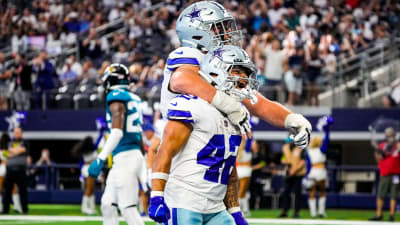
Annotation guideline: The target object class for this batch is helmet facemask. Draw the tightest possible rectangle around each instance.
[224,65,259,104]
[203,18,243,49]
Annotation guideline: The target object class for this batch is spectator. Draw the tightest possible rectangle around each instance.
[32,51,56,109]
[59,58,79,85]
[369,127,400,222]
[382,78,400,108]
[279,138,307,218]
[261,39,287,101]
[0,52,11,111]
[61,55,82,76]
[112,45,129,64]
[33,148,55,190]
[81,28,103,64]
[284,46,305,105]
[3,127,29,214]
[12,54,33,111]
[305,43,324,106]
[46,32,63,57]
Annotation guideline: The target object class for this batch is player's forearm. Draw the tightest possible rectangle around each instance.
[152,121,192,192]
[151,145,173,192]
[224,167,240,209]
[243,93,291,128]
[170,67,216,103]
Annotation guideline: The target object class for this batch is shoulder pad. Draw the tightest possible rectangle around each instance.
[166,95,200,124]
[166,47,204,71]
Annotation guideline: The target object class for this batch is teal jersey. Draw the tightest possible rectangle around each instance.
[105,89,142,156]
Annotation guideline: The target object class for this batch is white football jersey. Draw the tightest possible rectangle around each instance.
[160,46,205,118]
[163,95,242,213]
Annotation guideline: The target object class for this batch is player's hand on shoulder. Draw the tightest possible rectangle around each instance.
[284,113,312,149]
[88,158,104,178]
[148,192,170,223]
[228,105,251,138]
[211,90,252,138]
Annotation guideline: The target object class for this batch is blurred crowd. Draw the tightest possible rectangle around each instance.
[0,0,399,111]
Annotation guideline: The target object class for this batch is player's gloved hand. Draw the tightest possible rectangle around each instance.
[229,208,248,225]
[317,116,334,132]
[88,158,104,178]
[148,193,170,223]
[211,90,251,138]
[284,113,312,149]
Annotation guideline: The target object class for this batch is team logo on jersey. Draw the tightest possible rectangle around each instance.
[185,5,205,23]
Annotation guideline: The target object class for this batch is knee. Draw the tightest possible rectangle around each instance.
[101,202,116,216]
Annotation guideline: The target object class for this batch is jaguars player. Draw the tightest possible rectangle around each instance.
[149,46,259,225]
[88,64,147,225]
[161,1,311,152]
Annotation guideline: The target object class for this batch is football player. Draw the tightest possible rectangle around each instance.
[161,0,311,152]
[88,64,147,225]
[149,45,258,225]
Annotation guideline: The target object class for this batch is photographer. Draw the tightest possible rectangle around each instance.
[369,127,400,221]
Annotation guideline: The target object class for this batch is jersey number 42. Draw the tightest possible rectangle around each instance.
[197,135,241,185]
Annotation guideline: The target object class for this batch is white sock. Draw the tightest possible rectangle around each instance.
[244,192,250,215]
[121,207,145,225]
[308,198,317,217]
[88,195,96,212]
[101,204,119,225]
[239,197,246,212]
[12,194,22,213]
[318,196,326,216]
[81,195,89,213]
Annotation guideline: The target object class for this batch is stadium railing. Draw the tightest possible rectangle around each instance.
[320,37,400,107]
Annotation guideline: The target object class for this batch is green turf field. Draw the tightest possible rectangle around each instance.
[0,204,396,225]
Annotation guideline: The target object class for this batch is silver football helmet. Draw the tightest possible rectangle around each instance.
[176,1,242,51]
[199,45,259,104]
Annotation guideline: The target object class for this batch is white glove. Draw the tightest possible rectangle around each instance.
[284,113,312,149]
[211,90,251,136]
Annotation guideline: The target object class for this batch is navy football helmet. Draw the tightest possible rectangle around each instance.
[102,63,130,94]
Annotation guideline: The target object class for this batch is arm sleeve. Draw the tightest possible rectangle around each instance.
[320,129,330,154]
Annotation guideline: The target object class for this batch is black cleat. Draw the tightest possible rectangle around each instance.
[369,216,383,221]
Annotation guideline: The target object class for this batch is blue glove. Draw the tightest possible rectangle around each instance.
[148,196,170,223]
[232,211,248,225]
[88,158,104,178]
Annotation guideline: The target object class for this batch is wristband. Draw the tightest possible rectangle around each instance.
[228,207,241,214]
[152,172,169,181]
[151,191,164,198]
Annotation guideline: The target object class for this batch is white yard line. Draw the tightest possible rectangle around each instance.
[0,215,399,225]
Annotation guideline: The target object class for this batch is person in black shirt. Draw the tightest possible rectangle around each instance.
[2,127,29,214]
